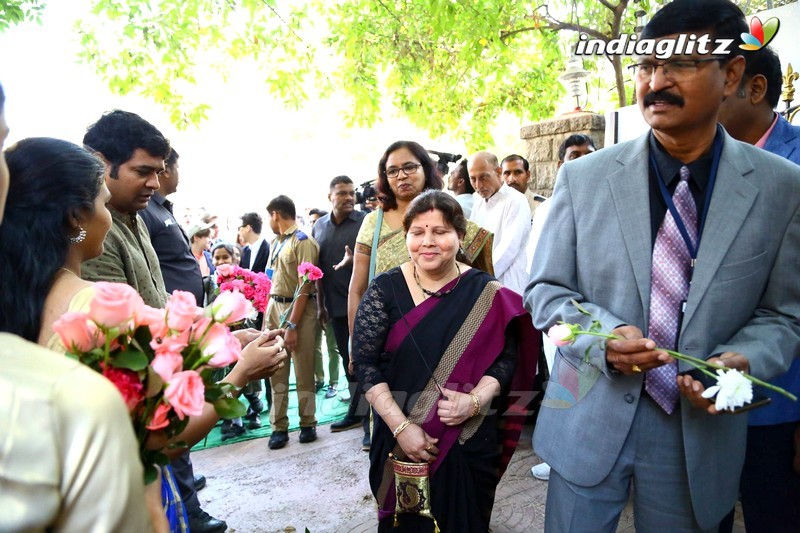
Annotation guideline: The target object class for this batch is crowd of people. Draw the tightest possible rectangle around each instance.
[1,0,800,531]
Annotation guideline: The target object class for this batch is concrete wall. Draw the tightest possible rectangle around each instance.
[520,112,605,196]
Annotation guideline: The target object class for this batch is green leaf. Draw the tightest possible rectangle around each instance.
[214,396,246,419]
[109,350,149,371]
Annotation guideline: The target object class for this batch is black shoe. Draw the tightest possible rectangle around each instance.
[361,433,371,452]
[187,509,227,533]
[193,474,207,491]
[246,412,262,430]
[220,420,233,437]
[247,396,265,414]
[315,380,325,392]
[268,430,289,450]
[220,424,245,441]
[298,426,318,443]
[325,385,338,399]
[330,416,362,433]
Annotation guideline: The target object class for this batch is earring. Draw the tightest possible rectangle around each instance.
[70,226,87,244]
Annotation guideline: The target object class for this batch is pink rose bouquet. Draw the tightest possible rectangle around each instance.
[215,264,271,314]
[278,262,325,327]
[53,282,251,483]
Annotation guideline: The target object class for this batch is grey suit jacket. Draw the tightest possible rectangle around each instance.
[524,130,800,529]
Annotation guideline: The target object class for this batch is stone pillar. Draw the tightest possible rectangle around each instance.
[520,112,605,196]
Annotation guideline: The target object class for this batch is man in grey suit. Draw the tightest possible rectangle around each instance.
[524,1,800,531]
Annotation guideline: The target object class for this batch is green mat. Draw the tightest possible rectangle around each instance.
[193,351,349,451]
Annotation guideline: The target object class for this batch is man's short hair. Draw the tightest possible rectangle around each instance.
[165,146,180,169]
[330,175,353,189]
[308,208,328,217]
[742,46,783,108]
[452,159,475,194]
[501,154,529,172]
[267,195,296,220]
[558,134,597,162]
[83,110,171,179]
[642,0,747,63]
[240,212,263,234]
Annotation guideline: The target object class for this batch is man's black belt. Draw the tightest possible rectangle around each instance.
[271,294,315,303]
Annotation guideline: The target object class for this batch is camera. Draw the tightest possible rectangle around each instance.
[428,150,462,176]
[355,180,379,212]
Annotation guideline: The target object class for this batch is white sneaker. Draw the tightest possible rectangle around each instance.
[531,462,551,481]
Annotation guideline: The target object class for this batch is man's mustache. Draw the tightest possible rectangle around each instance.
[643,91,684,107]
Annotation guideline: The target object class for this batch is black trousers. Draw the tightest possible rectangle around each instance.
[740,421,800,533]
[330,316,370,430]
[171,451,199,513]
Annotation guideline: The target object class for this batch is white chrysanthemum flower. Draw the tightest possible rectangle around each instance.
[701,368,753,411]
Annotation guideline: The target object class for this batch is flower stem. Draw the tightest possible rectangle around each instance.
[572,330,797,401]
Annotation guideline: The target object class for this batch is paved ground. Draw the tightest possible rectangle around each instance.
[192,423,746,532]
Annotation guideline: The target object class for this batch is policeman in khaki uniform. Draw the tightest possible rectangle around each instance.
[264,195,321,450]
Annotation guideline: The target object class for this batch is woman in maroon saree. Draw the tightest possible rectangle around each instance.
[352,191,538,531]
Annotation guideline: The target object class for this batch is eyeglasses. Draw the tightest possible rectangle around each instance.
[385,163,422,179]
[627,57,722,82]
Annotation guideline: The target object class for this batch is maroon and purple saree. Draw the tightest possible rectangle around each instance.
[352,267,539,532]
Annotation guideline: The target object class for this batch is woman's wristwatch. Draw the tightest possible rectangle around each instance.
[285,321,297,330]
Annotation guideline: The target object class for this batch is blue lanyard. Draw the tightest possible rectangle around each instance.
[649,126,724,264]
[268,230,295,269]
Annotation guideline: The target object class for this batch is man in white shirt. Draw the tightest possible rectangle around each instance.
[501,154,547,221]
[467,151,531,294]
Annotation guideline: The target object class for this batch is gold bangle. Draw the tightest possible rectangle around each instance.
[468,393,481,418]
[392,419,411,438]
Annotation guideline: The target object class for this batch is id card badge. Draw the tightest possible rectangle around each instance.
[265,268,274,280]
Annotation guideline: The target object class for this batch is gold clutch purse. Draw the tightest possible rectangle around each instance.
[389,454,440,532]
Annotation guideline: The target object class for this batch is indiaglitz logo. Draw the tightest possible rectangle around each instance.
[573,16,781,59]
[739,16,780,51]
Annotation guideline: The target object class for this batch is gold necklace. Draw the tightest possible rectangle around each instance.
[59,266,79,277]
[413,262,461,298]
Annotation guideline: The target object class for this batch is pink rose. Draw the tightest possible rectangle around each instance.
[143,308,169,340]
[166,291,201,331]
[53,312,104,352]
[204,325,242,367]
[164,370,205,420]
[547,324,575,347]
[210,290,253,325]
[150,351,184,382]
[89,282,144,331]
[216,263,235,279]
[102,364,145,412]
[298,262,323,281]
[146,402,172,431]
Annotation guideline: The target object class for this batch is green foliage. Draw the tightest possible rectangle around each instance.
[66,0,791,146]
[0,0,44,31]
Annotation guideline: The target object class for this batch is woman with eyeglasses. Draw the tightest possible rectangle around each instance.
[347,141,494,339]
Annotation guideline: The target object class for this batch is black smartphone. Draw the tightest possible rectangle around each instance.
[678,368,771,414]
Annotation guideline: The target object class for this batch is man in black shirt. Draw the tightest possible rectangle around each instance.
[312,176,370,449]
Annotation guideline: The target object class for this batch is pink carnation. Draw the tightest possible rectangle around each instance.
[298,262,323,281]
[89,282,144,332]
[102,364,145,412]
[164,370,205,420]
[53,312,104,352]
[146,402,172,431]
